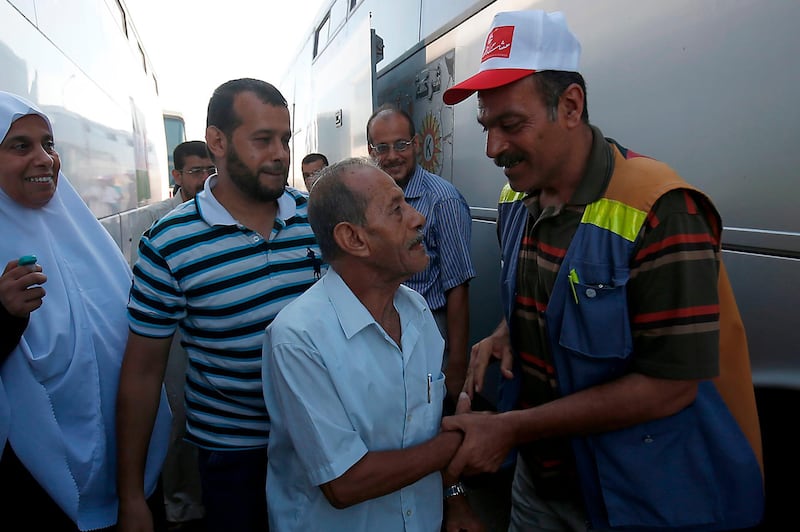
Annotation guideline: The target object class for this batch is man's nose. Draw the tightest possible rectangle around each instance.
[485,129,507,159]
[412,207,426,230]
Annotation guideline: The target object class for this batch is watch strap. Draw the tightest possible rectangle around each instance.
[444,481,467,499]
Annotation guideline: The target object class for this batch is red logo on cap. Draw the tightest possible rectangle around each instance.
[482,26,514,62]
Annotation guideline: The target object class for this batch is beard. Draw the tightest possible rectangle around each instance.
[226,145,288,202]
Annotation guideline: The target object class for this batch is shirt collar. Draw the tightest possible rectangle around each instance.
[568,125,614,206]
[195,175,296,226]
[402,165,426,199]
[522,125,614,216]
[323,269,376,339]
[323,268,427,340]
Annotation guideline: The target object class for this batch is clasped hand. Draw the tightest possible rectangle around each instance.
[441,325,516,478]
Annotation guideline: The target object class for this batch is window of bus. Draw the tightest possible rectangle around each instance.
[313,13,331,58]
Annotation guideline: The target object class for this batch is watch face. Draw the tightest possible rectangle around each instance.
[445,481,466,498]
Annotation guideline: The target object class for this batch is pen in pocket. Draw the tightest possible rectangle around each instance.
[568,268,580,304]
[427,373,432,403]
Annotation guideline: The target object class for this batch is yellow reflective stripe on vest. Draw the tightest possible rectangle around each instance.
[499,184,526,204]
[581,198,646,242]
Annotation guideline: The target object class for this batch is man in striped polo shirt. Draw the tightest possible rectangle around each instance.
[367,105,476,409]
[440,10,763,532]
[116,78,323,532]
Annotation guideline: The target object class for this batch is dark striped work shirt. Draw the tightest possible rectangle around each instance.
[512,130,720,489]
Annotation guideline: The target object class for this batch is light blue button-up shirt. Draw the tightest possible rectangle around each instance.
[263,269,445,531]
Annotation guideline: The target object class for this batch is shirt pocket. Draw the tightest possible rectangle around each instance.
[423,371,446,437]
[558,259,632,360]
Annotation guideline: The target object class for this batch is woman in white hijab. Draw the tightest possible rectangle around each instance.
[0,91,172,531]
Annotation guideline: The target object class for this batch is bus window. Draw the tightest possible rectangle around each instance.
[163,113,187,183]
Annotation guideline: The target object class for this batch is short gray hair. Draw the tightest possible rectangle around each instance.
[307,157,376,262]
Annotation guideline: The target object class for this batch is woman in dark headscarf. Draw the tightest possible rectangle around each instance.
[0,91,171,531]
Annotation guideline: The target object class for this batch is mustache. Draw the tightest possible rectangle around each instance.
[259,163,288,175]
[494,153,524,168]
[407,231,425,248]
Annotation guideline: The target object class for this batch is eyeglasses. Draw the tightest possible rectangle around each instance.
[180,166,216,176]
[369,139,413,155]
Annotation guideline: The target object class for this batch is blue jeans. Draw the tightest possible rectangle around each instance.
[197,447,268,532]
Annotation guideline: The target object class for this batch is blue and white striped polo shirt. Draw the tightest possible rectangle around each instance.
[128,177,323,450]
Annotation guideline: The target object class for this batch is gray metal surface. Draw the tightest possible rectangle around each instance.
[283,0,800,390]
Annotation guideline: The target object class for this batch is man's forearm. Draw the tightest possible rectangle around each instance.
[321,430,463,509]
[116,333,172,501]
[445,284,469,397]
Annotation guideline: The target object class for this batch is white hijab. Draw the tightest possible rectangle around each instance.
[0,91,171,530]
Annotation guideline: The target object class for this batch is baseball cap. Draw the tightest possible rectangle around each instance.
[443,11,581,105]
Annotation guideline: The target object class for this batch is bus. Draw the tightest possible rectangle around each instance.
[163,110,187,175]
[280,0,800,527]
[1,0,174,264]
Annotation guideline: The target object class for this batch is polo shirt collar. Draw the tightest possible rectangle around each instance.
[195,175,296,226]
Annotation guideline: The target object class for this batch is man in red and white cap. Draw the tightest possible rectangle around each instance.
[441,10,764,532]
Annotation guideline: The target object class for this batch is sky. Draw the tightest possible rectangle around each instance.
[126,0,329,140]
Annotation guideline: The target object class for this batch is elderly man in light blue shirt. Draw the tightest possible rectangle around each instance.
[262,158,483,531]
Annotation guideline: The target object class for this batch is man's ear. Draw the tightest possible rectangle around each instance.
[205,125,227,160]
[171,168,182,186]
[560,83,585,128]
[333,222,370,258]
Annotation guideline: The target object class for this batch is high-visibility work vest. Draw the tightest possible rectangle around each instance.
[496,142,764,530]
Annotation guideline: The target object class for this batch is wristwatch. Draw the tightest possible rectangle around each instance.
[444,481,467,499]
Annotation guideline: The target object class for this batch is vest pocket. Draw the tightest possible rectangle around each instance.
[589,406,720,527]
[558,260,632,359]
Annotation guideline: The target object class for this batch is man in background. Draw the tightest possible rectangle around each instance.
[117,78,323,532]
[171,140,215,202]
[163,140,215,531]
[366,105,475,406]
[301,152,328,191]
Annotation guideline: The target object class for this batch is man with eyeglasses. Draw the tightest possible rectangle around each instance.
[301,152,329,191]
[171,140,216,202]
[366,104,475,409]
[163,140,216,530]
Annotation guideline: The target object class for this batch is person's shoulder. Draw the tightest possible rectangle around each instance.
[145,200,203,240]
[397,284,429,309]
[156,198,199,222]
[419,168,464,199]
[285,186,309,206]
[280,186,313,219]
[653,187,718,219]
[269,280,328,333]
